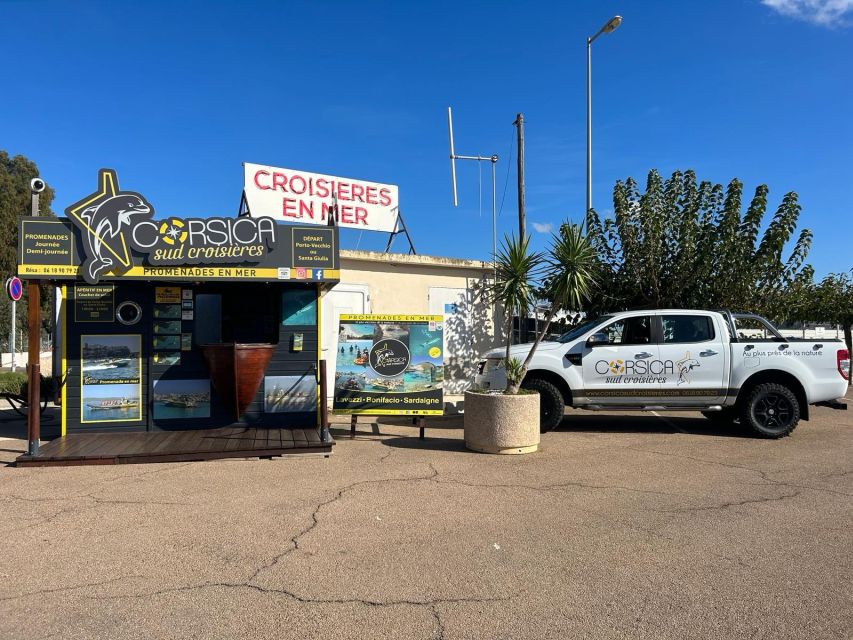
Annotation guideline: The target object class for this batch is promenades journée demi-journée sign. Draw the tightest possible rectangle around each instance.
[243,162,399,233]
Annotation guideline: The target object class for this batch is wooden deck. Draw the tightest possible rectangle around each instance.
[15,427,333,467]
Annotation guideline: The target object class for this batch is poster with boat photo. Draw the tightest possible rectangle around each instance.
[332,314,444,415]
[82,382,141,423]
[81,334,141,385]
[264,374,317,413]
[153,379,211,419]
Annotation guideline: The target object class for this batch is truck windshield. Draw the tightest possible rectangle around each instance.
[556,315,612,343]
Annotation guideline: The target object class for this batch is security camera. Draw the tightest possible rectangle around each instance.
[30,178,46,193]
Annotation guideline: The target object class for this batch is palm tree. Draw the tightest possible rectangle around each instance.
[490,224,598,395]
[489,234,543,365]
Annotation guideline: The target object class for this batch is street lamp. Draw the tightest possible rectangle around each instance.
[586,15,622,220]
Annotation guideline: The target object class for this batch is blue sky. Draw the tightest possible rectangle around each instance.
[2,0,851,276]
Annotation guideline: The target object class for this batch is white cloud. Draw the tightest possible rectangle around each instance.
[761,0,853,26]
[531,222,554,234]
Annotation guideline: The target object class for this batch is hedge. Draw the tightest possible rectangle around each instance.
[0,372,27,396]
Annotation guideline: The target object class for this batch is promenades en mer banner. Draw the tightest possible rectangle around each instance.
[333,315,444,415]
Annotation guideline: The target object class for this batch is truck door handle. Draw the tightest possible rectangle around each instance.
[700,350,718,357]
[634,352,653,359]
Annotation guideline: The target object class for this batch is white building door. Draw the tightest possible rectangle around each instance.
[428,287,476,394]
[321,284,370,401]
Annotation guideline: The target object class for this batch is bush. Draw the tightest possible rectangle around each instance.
[0,372,27,396]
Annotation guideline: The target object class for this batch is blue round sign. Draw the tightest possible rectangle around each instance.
[6,277,23,302]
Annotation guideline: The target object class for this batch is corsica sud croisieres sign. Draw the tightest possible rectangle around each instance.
[17,168,340,284]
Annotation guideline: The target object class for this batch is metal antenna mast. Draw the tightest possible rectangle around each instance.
[447,107,498,270]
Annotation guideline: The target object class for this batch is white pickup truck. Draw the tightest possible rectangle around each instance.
[475,309,849,438]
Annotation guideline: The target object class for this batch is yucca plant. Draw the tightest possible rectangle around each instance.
[488,234,544,364]
[490,224,598,395]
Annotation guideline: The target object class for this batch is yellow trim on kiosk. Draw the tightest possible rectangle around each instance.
[60,286,67,436]
[316,282,322,425]
[18,265,341,281]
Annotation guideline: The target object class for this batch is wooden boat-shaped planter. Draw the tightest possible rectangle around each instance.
[200,343,275,419]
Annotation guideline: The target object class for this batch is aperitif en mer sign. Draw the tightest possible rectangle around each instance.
[243,162,399,233]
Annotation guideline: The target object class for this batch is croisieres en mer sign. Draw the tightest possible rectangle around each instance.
[243,162,399,232]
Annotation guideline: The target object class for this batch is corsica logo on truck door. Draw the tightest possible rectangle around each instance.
[369,340,410,377]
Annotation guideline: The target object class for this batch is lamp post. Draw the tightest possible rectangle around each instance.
[586,15,622,220]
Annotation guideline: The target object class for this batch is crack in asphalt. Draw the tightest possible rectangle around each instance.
[654,490,802,513]
[0,575,142,603]
[424,462,681,497]
[246,466,441,583]
[0,492,195,535]
[625,447,853,498]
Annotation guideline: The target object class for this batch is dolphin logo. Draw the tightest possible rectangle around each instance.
[80,194,151,281]
[66,169,155,283]
[675,352,700,385]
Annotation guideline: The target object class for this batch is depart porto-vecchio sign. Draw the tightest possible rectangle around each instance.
[17,168,340,284]
[244,162,399,232]
[333,314,444,416]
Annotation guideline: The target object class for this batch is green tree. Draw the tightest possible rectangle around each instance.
[809,270,853,380]
[586,169,812,318]
[0,151,56,350]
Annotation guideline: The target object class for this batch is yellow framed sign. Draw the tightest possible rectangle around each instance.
[332,314,444,415]
[80,334,142,423]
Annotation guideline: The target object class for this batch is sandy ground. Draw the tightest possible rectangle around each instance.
[1,395,852,639]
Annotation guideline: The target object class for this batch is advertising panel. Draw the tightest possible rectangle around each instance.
[333,314,444,415]
[17,168,340,284]
[244,162,399,232]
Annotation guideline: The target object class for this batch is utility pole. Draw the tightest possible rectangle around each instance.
[513,113,526,240]
[513,113,527,344]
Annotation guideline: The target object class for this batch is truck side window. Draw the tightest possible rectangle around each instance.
[662,315,714,343]
[602,316,652,345]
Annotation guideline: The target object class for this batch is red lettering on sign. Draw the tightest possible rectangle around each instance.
[379,188,392,206]
[339,204,355,223]
[272,172,288,192]
[365,186,378,205]
[321,202,332,222]
[315,178,330,198]
[354,207,368,225]
[254,170,271,190]
[337,181,351,201]
[350,184,365,203]
[282,197,298,218]
[299,200,315,220]
[290,175,307,195]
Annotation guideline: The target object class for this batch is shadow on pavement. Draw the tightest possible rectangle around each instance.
[554,411,751,438]
[0,404,62,440]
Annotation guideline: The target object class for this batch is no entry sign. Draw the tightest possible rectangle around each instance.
[6,276,23,302]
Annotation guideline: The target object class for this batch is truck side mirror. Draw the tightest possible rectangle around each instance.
[586,332,608,347]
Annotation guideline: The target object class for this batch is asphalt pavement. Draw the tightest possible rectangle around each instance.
[1,396,852,639]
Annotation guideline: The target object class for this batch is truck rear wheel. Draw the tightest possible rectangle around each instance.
[521,378,564,433]
[740,383,800,438]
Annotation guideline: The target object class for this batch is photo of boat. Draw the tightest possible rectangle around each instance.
[153,379,211,419]
[264,375,317,413]
[81,335,140,384]
[87,398,138,411]
[82,383,141,423]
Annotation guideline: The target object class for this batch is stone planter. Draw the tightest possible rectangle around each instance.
[463,390,540,454]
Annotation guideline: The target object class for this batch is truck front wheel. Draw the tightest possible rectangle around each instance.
[740,383,801,438]
[521,378,565,433]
